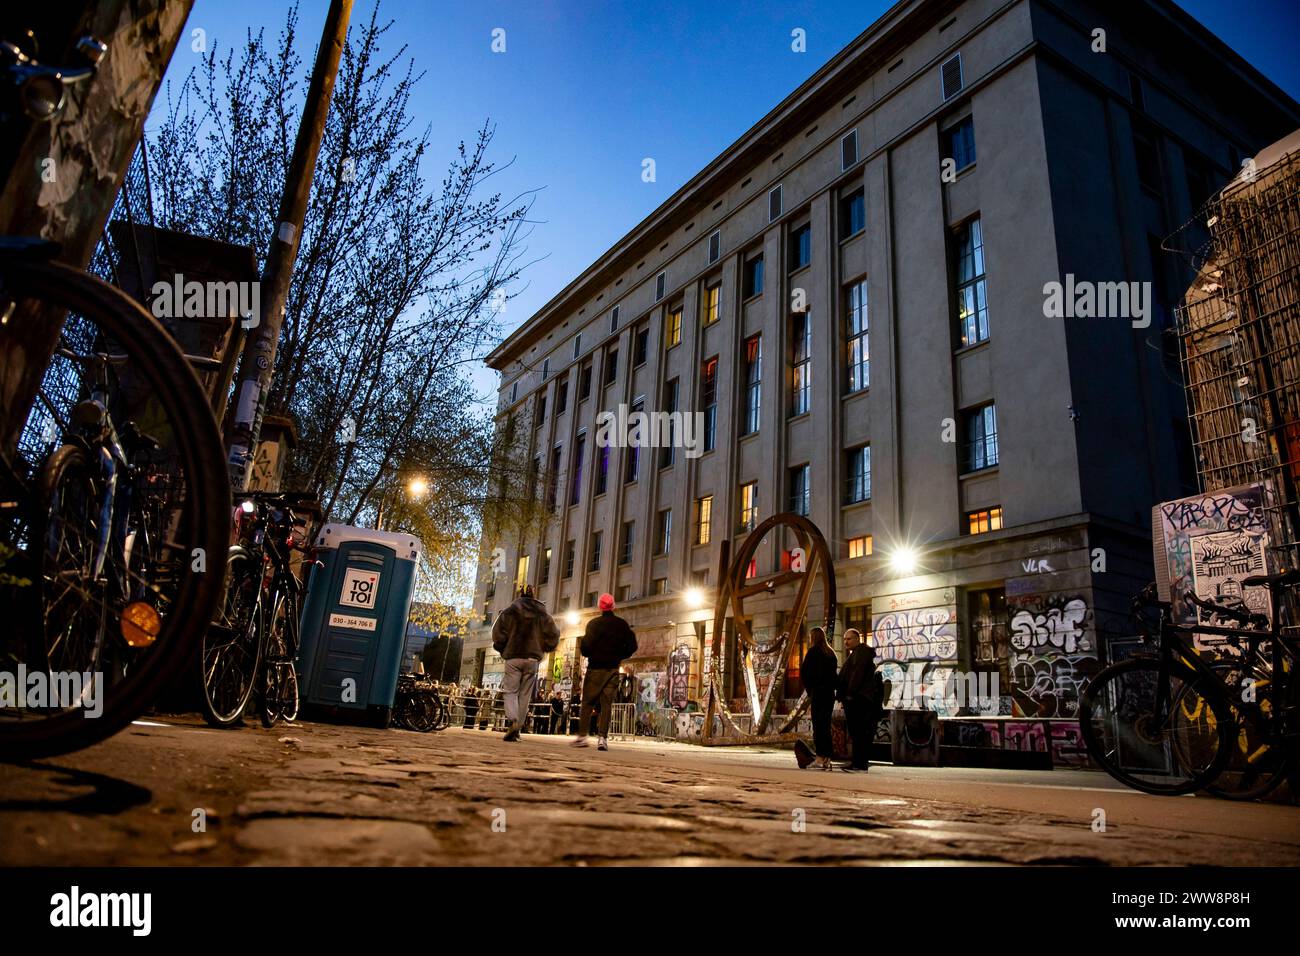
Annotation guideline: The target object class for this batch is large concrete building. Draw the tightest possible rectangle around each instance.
[467,0,1299,737]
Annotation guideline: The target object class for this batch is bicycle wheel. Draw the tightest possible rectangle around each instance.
[0,258,229,760]
[1198,657,1297,801]
[1079,656,1234,795]
[199,548,262,727]
[281,664,300,724]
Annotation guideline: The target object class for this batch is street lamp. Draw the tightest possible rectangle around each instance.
[564,610,581,628]
[408,476,429,499]
[683,587,705,609]
[888,546,920,576]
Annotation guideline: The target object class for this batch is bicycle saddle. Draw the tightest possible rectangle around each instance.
[1242,568,1300,589]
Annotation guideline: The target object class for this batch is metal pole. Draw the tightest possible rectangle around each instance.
[226,0,354,490]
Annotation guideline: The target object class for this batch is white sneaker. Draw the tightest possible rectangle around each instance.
[597,736,609,751]
[570,736,589,748]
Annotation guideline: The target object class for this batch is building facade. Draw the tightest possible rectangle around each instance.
[467,0,1300,740]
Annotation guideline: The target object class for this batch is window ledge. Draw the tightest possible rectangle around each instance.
[787,411,811,423]
[959,465,1000,480]
[838,229,865,246]
[954,338,991,357]
[788,264,812,279]
[742,291,764,304]
[843,387,870,400]
[841,498,873,513]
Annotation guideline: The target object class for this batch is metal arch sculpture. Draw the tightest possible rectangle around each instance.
[702,512,836,745]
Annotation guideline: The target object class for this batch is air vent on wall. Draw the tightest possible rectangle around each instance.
[769,184,783,222]
[841,129,859,170]
[941,53,964,101]
[655,272,666,301]
[708,230,720,264]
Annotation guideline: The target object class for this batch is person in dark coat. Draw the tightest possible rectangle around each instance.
[571,593,637,750]
[797,626,839,770]
[491,585,560,742]
[549,689,567,734]
[461,685,480,728]
[837,628,881,772]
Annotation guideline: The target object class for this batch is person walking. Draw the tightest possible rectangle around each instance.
[571,593,637,751]
[461,685,480,728]
[492,585,561,742]
[795,626,838,770]
[549,688,567,735]
[837,628,882,772]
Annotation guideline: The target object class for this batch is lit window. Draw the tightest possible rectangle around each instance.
[695,495,713,545]
[739,482,759,533]
[963,404,999,472]
[845,446,871,504]
[666,307,682,348]
[743,335,762,435]
[703,284,720,325]
[846,280,869,393]
[788,465,810,517]
[791,312,811,416]
[955,217,989,347]
[848,535,873,559]
[967,507,1004,535]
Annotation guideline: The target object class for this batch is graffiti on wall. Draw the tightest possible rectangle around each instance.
[871,607,958,662]
[1006,594,1097,718]
[1156,484,1272,650]
[668,645,691,709]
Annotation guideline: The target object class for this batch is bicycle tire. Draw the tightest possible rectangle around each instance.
[1199,658,1298,801]
[0,260,229,760]
[199,548,262,727]
[282,664,300,723]
[1079,656,1234,795]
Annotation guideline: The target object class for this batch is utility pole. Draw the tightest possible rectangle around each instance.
[226,0,353,491]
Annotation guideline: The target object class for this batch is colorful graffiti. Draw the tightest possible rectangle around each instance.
[1006,594,1097,718]
[871,607,958,661]
[668,645,691,709]
[942,719,1093,767]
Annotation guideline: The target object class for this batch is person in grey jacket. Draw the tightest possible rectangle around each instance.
[492,586,561,742]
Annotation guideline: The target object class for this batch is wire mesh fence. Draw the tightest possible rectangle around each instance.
[1171,144,1300,613]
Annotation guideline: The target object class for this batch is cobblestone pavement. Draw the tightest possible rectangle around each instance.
[1,716,1297,866]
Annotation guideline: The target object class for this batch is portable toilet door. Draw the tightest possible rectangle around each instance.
[299,525,422,727]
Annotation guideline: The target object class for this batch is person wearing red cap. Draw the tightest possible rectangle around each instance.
[571,593,638,750]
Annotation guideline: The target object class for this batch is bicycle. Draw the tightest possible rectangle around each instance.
[1079,574,1299,797]
[0,34,230,762]
[199,491,317,729]
[393,673,442,733]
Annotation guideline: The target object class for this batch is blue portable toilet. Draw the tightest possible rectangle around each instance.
[297,523,422,727]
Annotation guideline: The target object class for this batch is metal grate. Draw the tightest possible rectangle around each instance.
[1172,145,1300,578]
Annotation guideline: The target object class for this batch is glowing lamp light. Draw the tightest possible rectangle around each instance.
[408,477,429,498]
[121,601,162,648]
[564,610,581,628]
[683,587,705,609]
[889,547,920,576]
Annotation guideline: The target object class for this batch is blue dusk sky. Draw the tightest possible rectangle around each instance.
[162,0,1300,400]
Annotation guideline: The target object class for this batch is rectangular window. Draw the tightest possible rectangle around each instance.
[511,382,518,403]
[666,307,682,348]
[966,507,1004,535]
[768,185,783,222]
[739,481,758,533]
[846,280,869,392]
[790,311,811,416]
[652,578,668,595]
[573,334,581,359]
[944,116,976,173]
[542,358,549,380]
[588,531,602,571]
[656,271,666,301]
[617,585,631,603]
[708,230,721,263]
[515,555,529,593]
[540,547,552,584]
[845,445,871,504]
[534,393,547,428]
[596,443,610,495]
[545,444,562,512]
[743,255,764,298]
[743,335,762,435]
[570,433,585,506]
[624,399,643,483]
[848,535,873,559]
[839,188,865,240]
[701,356,718,452]
[557,379,569,414]
[845,603,871,636]
[695,495,713,545]
[955,217,989,347]
[611,306,620,333]
[841,129,859,170]
[586,591,598,608]
[1133,122,1162,194]
[789,223,812,272]
[564,540,575,578]
[619,521,635,565]
[788,464,810,516]
[578,361,592,400]
[659,378,679,469]
[964,404,999,472]
[656,509,672,555]
[633,327,649,366]
[703,283,720,325]
[603,348,618,388]
[968,586,1008,670]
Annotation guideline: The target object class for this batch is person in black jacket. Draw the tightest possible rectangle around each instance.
[797,626,839,770]
[492,586,561,742]
[572,593,637,750]
[837,628,881,772]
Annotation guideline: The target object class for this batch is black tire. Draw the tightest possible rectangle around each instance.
[1079,656,1234,795]
[282,665,300,724]
[199,549,262,728]
[1201,658,1297,801]
[0,260,229,761]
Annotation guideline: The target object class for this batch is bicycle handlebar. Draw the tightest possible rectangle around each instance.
[1186,592,1269,629]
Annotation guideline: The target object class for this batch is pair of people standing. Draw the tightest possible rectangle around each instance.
[799,626,884,772]
[489,587,638,749]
